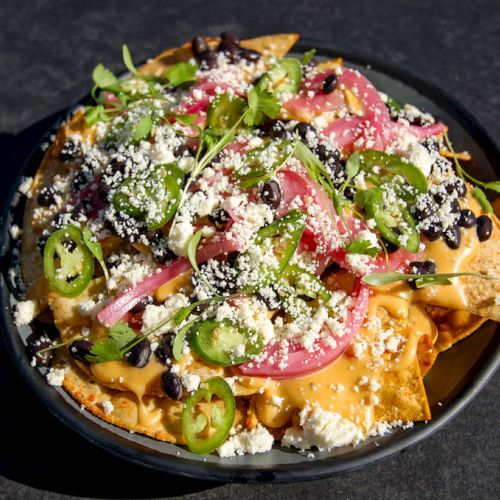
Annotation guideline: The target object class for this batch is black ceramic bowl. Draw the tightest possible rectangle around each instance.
[1,40,498,483]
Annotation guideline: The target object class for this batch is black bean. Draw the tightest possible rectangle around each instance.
[433,192,446,205]
[209,208,230,229]
[322,261,341,275]
[261,180,281,209]
[192,36,208,57]
[295,122,316,142]
[422,223,443,241]
[240,48,260,62]
[383,239,400,254]
[130,296,154,314]
[227,251,240,267]
[174,144,193,158]
[155,334,173,366]
[69,339,93,363]
[26,335,53,367]
[455,179,467,198]
[126,339,152,368]
[161,371,183,400]
[344,186,356,200]
[458,209,476,228]
[255,289,279,310]
[218,40,240,62]
[450,199,461,214]
[199,49,218,69]
[221,31,241,46]
[37,233,49,254]
[37,187,59,207]
[98,179,112,199]
[322,73,338,94]
[72,172,88,193]
[408,260,437,289]
[421,137,440,153]
[415,203,434,222]
[476,215,493,242]
[52,213,66,229]
[152,247,176,265]
[268,120,290,139]
[31,320,60,341]
[444,225,461,249]
[108,158,126,174]
[59,141,81,161]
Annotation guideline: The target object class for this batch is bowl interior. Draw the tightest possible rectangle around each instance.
[1,41,498,482]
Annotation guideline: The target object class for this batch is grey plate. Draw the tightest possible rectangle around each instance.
[0,39,498,483]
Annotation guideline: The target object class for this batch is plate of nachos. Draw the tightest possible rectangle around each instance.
[1,33,498,481]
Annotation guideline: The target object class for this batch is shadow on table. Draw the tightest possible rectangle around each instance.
[0,115,220,498]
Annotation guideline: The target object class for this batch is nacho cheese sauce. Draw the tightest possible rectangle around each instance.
[16,34,498,458]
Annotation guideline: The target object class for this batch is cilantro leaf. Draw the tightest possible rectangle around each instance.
[86,321,137,363]
[244,86,280,127]
[472,187,493,214]
[82,227,109,281]
[166,62,198,87]
[301,49,316,65]
[92,63,118,88]
[346,239,379,257]
[122,44,140,76]
[84,105,110,127]
[133,114,153,142]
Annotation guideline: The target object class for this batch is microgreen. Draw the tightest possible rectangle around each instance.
[82,227,109,281]
[301,49,316,65]
[362,271,497,287]
[133,114,153,142]
[472,187,493,214]
[243,86,280,127]
[166,62,198,87]
[346,239,379,257]
[187,229,217,293]
[92,63,118,88]
[86,321,137,363]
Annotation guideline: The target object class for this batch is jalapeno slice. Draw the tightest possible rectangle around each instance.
[257,58,302,95]
[112,163,183,229]
[256,209,307,274]
[189,319,263,366]
[358,150,428,199]
[43,225,95,297]
[207,93,246,134]
[358,187,420,253]
[182,376,235,454]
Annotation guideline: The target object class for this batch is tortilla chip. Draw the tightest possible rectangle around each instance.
[47,277,106,340]
[375,358,431,422]
[426,305,487,353]
[461,215,500,321]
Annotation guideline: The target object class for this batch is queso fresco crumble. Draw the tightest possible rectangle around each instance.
[14,32,499,458]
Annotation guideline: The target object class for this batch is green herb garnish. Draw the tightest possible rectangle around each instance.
[166,62,198,87]
[362,271,497,287]
[472,186,493,214]
[82,227,109,281]
[86,321,137,363]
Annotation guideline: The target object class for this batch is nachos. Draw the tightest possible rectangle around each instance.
[13,33,499,457]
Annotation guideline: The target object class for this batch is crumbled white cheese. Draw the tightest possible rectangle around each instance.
[282,407,364,451]
[181,373,201,392]
[9,224,23,240]
[218,424,274,457]
[46,367,66,387]
[18,176,33,197]
[14,300,39,326]
[100,400,115,415]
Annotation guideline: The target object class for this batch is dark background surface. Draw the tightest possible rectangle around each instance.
[0,0,499,498]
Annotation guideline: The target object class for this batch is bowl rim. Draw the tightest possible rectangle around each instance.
[1,37,499,483]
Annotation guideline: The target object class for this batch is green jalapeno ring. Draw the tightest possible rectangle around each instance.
[182,376,236,455]
[43,225,95,297]
[189,318,263,366]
